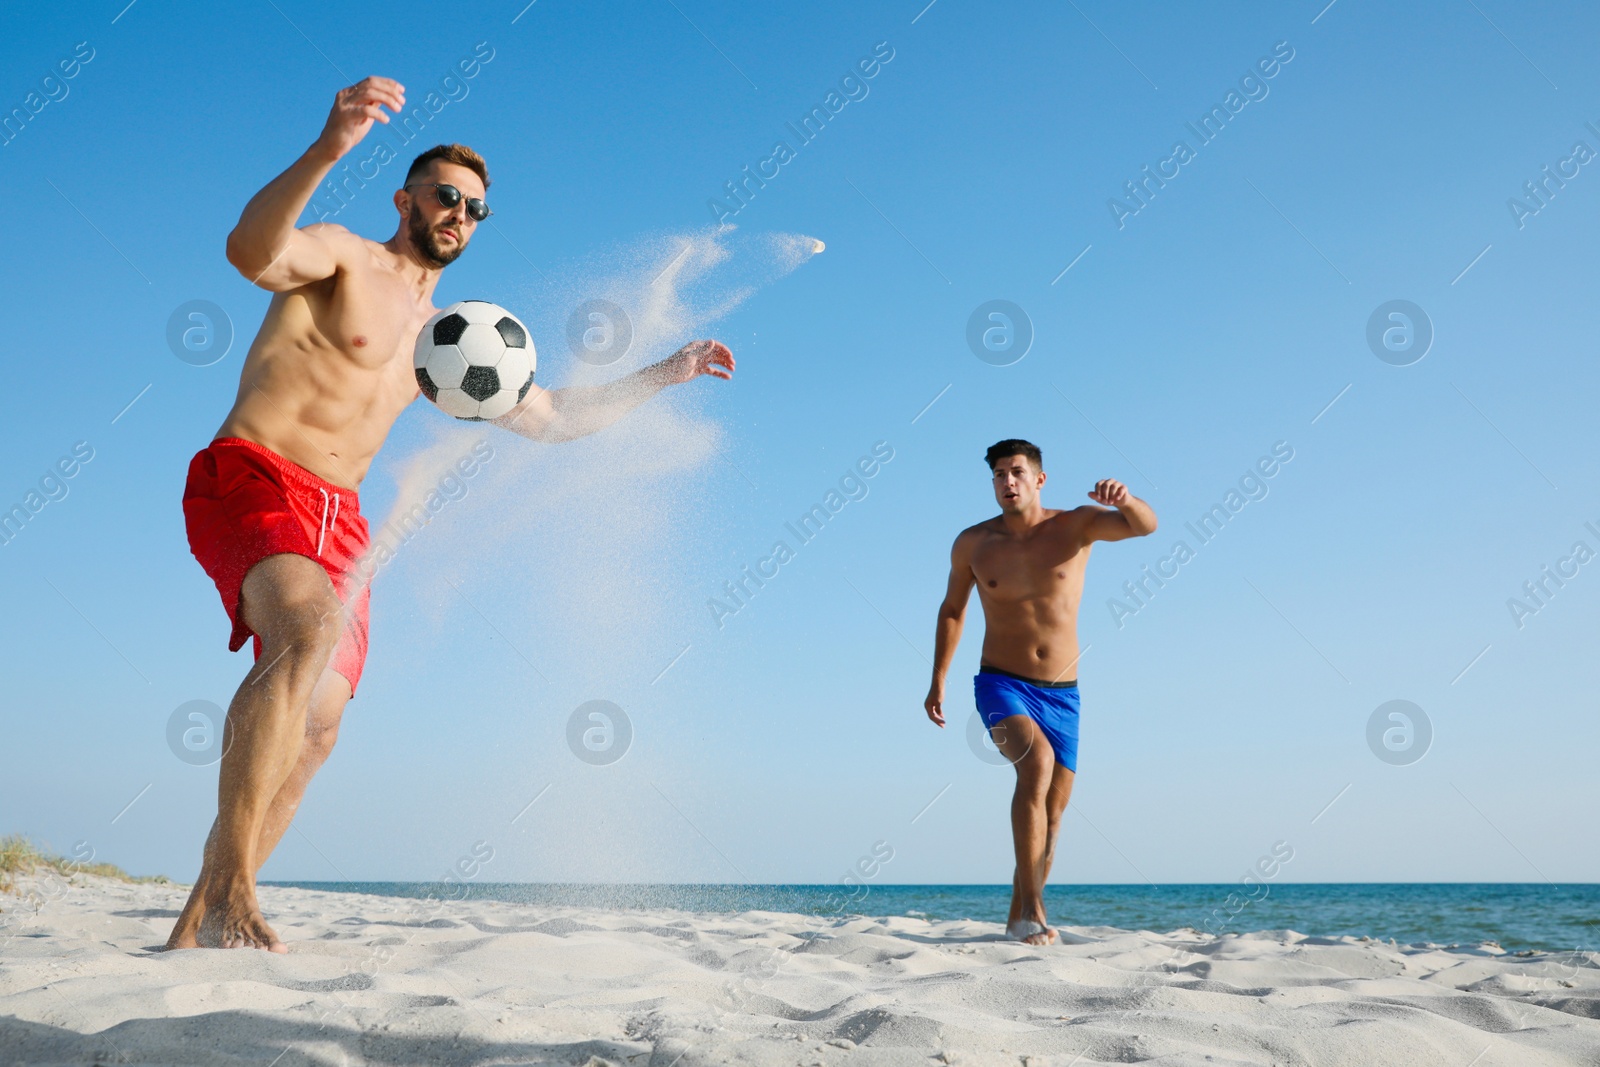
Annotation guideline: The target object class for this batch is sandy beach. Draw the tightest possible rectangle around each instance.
[2,874,1598,1066]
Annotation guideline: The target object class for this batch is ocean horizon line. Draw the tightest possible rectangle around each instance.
[258,880,1600,954]
[261,879,1600,887]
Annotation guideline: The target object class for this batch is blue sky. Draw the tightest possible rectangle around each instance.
[3,0,1597,891]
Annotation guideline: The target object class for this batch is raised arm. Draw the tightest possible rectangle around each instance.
[225,76,405,290]
[924,530,979,727]
[492,340,734,443]
[1079,478,1158,542]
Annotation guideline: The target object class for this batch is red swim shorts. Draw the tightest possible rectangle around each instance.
[183,437,371,695]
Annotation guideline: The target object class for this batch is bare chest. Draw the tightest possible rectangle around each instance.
[318,265,435,374]
[972,532,1089,604]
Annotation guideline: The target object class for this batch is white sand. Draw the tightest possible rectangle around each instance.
[3,876,1598,1066]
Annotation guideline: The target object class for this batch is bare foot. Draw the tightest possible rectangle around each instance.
[164,877,209,950]
[197,876,285,952]
[1007,919,1058,946]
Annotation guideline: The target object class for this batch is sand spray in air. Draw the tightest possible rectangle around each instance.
[359,226,823,678]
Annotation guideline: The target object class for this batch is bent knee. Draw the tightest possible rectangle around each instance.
[302,723,340,765]
[1012,742,1056,780]
[242,556,343,644]
[253,582,344,646]
[1015,774,1055,808]
[267,604,345,658]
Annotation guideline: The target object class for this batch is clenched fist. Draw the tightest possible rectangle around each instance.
[1087,478,1129,506]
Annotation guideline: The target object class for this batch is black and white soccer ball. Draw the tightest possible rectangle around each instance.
[414,301,537,421]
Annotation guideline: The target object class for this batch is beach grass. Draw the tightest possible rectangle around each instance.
[0,835,168,894]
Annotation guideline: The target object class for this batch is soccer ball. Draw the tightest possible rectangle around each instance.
[414,301,537,421]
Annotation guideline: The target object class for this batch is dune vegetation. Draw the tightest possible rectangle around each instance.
[0,835,167,895]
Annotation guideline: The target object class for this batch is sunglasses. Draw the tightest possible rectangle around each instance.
[405,182,492,222]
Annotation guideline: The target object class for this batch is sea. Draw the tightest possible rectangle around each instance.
[264,882,1600,955]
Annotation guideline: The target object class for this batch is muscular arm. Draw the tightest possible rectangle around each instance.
[1080,478,1158,542]
[492,340,733,444]
[924,531,978,727]
[225,77,405,290]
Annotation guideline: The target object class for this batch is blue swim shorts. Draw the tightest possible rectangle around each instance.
[973,666,1080,772]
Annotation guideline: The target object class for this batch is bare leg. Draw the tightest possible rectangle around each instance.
[1037,762,1076,902]
[173,555,345,952]
[166,669,351,949]
[252,669,352,863]
[999,763,1076,942]
[990,715,1058,946]
[166,824,221,950]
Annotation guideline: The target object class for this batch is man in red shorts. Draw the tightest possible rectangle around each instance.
[170,76,735,951]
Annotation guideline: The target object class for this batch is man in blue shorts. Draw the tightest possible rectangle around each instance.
[923,440,1157,945]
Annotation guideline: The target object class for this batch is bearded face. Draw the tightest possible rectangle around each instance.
[408,204,469,268]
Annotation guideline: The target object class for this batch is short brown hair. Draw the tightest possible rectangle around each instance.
[405,143,490,190]
[986,439,1042,471]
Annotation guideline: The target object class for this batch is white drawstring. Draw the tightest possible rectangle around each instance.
[316,488,340,557]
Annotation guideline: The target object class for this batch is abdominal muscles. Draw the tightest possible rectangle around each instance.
[978,595,1082,680]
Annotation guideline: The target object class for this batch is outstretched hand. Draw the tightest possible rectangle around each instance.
[315,76,405,161]
[1088,478,1130,507]
[660,340,735,384]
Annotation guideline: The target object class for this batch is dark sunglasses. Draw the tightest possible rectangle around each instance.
[405,182,492,221]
